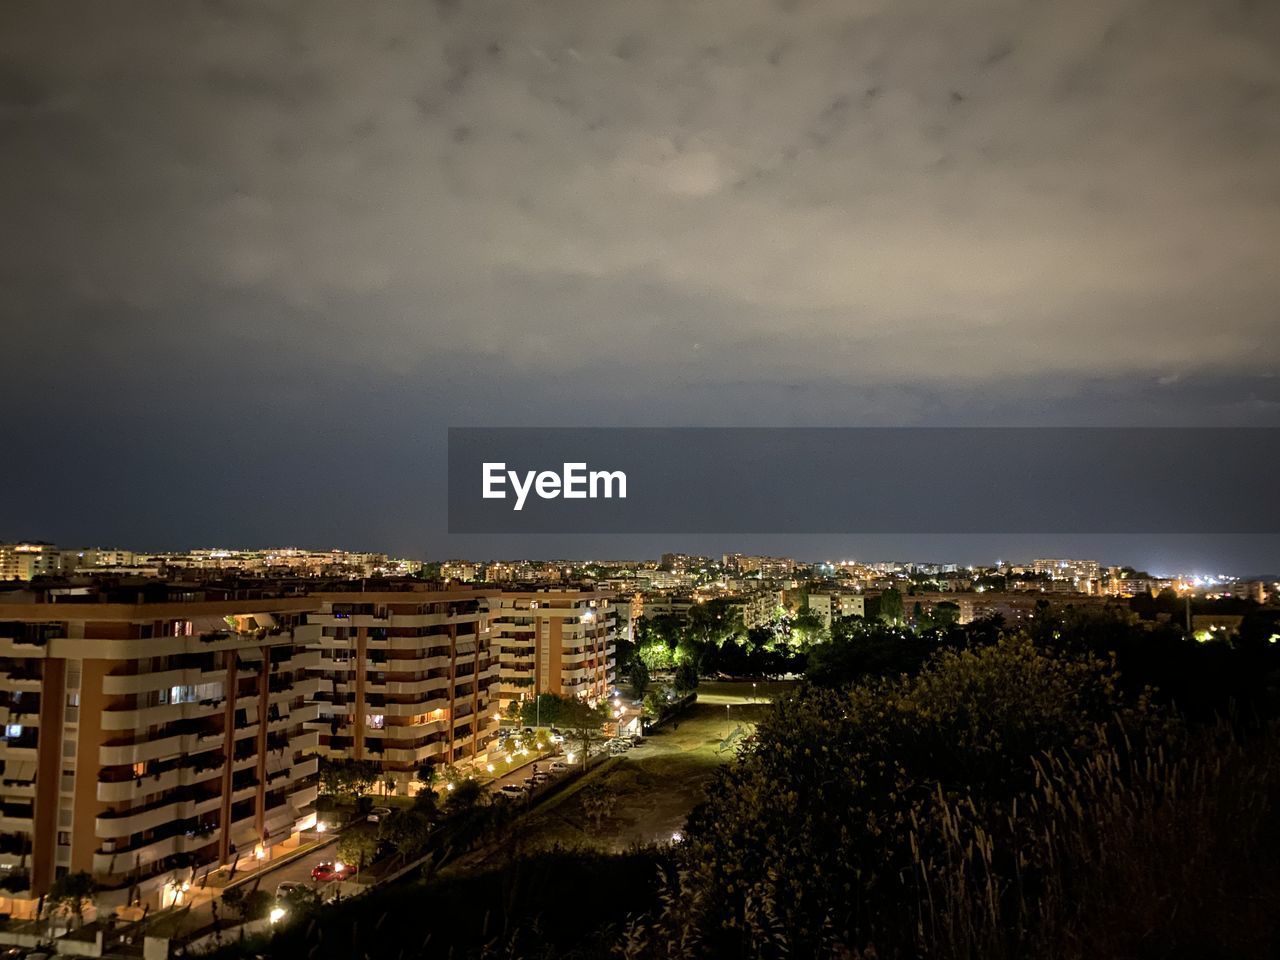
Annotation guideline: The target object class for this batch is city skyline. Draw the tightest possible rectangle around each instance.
[2,536,1274,579]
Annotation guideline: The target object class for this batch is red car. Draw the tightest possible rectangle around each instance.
[310,861,349,883]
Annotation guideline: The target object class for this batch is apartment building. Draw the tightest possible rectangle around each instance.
[0,542,61,581]
[490,590,618,711]
[740,590,783,630]
[807,592,866,628]
[306,587,501,791]
[723,555,796,579]
[0,586,321,914]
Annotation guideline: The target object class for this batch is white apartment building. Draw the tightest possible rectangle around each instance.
[807,592,867,628]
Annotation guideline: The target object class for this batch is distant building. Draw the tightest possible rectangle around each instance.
[639,595,697,623]
[740,590,783,630]
[0,542,61,581]
[1032,558,1101,592]
[807,592,866,627]
[636,569,696,591]
[723,555,796,579]
[440,561,481,583]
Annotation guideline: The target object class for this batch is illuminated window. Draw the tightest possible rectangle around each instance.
[4,724,23,739]
[365,714,385,730]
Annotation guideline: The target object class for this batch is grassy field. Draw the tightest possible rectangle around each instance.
[504,680,792,852]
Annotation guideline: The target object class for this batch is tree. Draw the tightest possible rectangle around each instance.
[786,607,827,649]
[415,762,438,791]
[673,659,699,692]
[627,656,650,700]
[221,886,273,923]
[382,809,434,859]
[518,693,578,728]
[47,871,95,926]
[932,600,960,628]
[636,635,1155,957]
[876,586,904,625]
[318,757,381,799]
[636,640,676,671]
[444,777,486,817]
[557,698,609,769]
[642,690,666,724]
[337,822,379,872]
[277,883,320,916]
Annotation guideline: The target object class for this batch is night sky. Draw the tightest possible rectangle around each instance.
[2,1,1279,572]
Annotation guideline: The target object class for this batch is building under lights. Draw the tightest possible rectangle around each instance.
[490,590,619,711]
[305,587,502,791]
[0,584,321,914]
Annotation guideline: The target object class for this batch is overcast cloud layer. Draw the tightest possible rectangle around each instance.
[2,0,1278,566]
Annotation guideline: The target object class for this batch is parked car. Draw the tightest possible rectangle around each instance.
[367,806,392,823]
[276,881,308,899]
[498,784,526,799]
[310,861,350,883]
[548,760,568,772]
[529,772,550,784]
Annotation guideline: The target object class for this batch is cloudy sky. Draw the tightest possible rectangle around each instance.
[2,0,1278,570]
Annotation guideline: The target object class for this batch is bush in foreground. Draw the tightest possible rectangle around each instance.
[621,635,1280,959]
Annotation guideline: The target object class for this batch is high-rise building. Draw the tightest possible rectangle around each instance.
[305,587,501,791]
[0,588,321,914]
[490,591,618,711]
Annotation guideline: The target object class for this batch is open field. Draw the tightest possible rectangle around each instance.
[503,680,793,852]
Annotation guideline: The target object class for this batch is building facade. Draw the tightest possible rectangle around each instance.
[807,592,866,627]
[306,588,501,790]
[490,590,618,711]
[0,591,321,913]
[0,543,61,581]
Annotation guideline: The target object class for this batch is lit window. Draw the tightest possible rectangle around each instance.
[4,724,23,739]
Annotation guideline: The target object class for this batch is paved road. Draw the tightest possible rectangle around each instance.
[150,837,342,942]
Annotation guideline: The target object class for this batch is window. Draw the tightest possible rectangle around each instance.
[365,714,385,730]
[132,762,146,778]
[67,693,80,707]
[4,724,22,739]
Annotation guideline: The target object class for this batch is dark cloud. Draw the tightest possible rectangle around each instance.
[1,0,1277,565]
